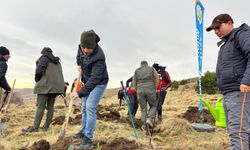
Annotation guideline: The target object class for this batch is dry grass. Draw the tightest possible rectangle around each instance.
[0,82,230,150]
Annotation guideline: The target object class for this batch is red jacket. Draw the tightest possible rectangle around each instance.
[127,88,137,96]
[157,71,172,92]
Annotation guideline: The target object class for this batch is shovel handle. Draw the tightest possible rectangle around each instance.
[2,79,16,113]
[60,67,82,137]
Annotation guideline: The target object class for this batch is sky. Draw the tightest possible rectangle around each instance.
[0,0,249,89]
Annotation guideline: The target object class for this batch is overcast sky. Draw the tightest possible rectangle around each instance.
[0,0,249,89]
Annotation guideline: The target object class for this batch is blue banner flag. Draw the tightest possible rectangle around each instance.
[195,0,204,112]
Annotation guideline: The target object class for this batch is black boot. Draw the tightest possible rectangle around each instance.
[77,136,93,149]
[73,130,84,139]
[22,126,38,133]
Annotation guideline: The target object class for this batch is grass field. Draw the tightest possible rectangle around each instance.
[0,81,230,150]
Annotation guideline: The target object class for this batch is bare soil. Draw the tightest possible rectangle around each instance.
[180,106,215,124]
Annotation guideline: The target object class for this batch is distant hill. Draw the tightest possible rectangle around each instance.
[103,88,119,98]
[10,77,199,104]
[10,87,119,104]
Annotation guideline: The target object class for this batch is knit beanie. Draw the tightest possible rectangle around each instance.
[0,46,10,56]
[80,30,100,49]
[41,47,52,55]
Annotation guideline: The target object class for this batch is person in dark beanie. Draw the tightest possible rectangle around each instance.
[207,13,250,149]
[0,46,11,92]
[71,30,108,149]
[22,47,65,132]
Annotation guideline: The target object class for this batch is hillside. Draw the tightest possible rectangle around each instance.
[0,79,230,150]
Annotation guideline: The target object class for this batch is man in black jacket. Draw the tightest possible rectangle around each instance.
[0,46,11,93]
[71,30,108,149]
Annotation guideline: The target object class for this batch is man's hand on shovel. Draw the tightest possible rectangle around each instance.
[70,91,79,100]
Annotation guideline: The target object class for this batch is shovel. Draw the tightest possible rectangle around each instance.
[2,79,16,113]
[58,68,81,138]
[120,81,138,142]
[0,92,9,112]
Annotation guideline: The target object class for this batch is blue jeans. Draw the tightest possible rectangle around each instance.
[81,84,107,141]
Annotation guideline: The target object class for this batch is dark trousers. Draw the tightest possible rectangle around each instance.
[33,94,57,129]
[156,90,166,117]
[127,94,138,117]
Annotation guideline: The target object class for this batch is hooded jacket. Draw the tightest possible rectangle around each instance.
[216,23,250,94]
[0,55,11,91]
[34,50,65,94]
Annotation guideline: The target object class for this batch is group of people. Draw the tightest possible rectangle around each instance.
[1,30,108,149]
[1,13,250,149]
[118,62,172,130]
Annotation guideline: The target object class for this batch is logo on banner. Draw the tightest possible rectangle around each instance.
[196,5,203,24]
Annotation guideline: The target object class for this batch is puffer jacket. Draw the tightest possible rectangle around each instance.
[0,55,11,91]
[34,52,65,94]
[216,23,250,94]
[77,45,109,97]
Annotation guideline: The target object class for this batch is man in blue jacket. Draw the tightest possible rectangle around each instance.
[71,30,108,149]
[207,13,250,150]
[0,46,11,93]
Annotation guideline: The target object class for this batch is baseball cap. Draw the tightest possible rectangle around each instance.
[206,13,233,32]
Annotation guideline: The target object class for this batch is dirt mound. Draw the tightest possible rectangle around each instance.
[97,105,121,121]
[70,114,82,125]
[52,115,82,125]
[20,139,50,150]
[52,137,73,150]
[0,144,4,150]
[0,116,10,123]
[101,137,139,150]
[96,105,143,129]
[52,116,72,125]
[180,106,215,124]
[73,107,81,114]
